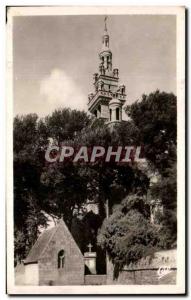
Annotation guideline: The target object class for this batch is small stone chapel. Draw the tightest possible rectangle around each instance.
[23,219,84,285]
[23,219,100,286]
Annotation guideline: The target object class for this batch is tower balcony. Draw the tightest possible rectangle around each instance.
[88,90,126,112]
[113,93,126,103]
[88,90,113,110]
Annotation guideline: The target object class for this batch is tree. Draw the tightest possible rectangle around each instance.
[72,120,149,202]
[125,90,177,175]
[97,194,159,279]
[13,109,91,262]
[14,114,48,263]
[43,108,91,143]
[97,91,177,277]
[125,90,177,245]
[40,163,89,227]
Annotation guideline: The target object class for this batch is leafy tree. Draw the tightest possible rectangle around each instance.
[13,109,90,262]
[41,116,149,228]
[43,108,91,143]
[70,120,149,212]
[125,90,177,244]
[125,90,176,174]
[40,163,89,227]
[98,194,159,278]
[14,114,48,263]
[98,91,177,277]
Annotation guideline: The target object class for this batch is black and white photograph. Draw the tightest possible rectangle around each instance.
[6,6,185,294]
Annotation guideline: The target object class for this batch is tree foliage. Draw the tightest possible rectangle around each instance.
[97,195,159,278]
[14,114,48,262]
[97,91,177,275]
[13,109,90,262]
[126,90,177,241]
[125,90,176,174]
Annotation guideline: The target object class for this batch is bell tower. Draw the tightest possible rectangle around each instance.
[88,17,126,123]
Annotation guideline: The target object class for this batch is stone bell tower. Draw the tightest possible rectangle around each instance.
[88,17,126,124]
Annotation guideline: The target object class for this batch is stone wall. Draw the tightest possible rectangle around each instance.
[106,249,177,285]
[84,275,107,285]
[15,262,26,285]
[24,263,39,285]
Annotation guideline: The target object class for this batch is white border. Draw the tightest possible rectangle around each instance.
[6,6,185,295]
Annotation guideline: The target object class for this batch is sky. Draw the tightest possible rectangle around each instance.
[13,15,176,117]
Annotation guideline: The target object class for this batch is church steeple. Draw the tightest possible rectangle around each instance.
[88,17,126,124]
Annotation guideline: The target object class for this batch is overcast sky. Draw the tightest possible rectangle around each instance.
[13,15,176,117]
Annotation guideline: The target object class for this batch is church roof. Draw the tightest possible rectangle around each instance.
[24,219,82,264]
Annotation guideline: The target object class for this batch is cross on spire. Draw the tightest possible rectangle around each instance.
[87,243,93,252]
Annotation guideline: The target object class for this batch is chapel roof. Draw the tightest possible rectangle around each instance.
[24,219,82,264]
[24,226,57,264]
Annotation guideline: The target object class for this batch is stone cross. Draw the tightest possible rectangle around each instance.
[87,243,93,252]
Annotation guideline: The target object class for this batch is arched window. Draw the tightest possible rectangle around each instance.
[116,108,119,121]
[109,109,112,121]
[58,250,65,269]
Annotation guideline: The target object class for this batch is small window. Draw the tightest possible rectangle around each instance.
[110,109,112,121]
[58,250,65,269]
[116,108,119,121]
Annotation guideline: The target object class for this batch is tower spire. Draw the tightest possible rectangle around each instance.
[88,18,126,124]
[104,16,108,32]
[100,16,111,71]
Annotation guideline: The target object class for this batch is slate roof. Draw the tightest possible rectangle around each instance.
[24,219,83,264]
[24,226,57,264]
